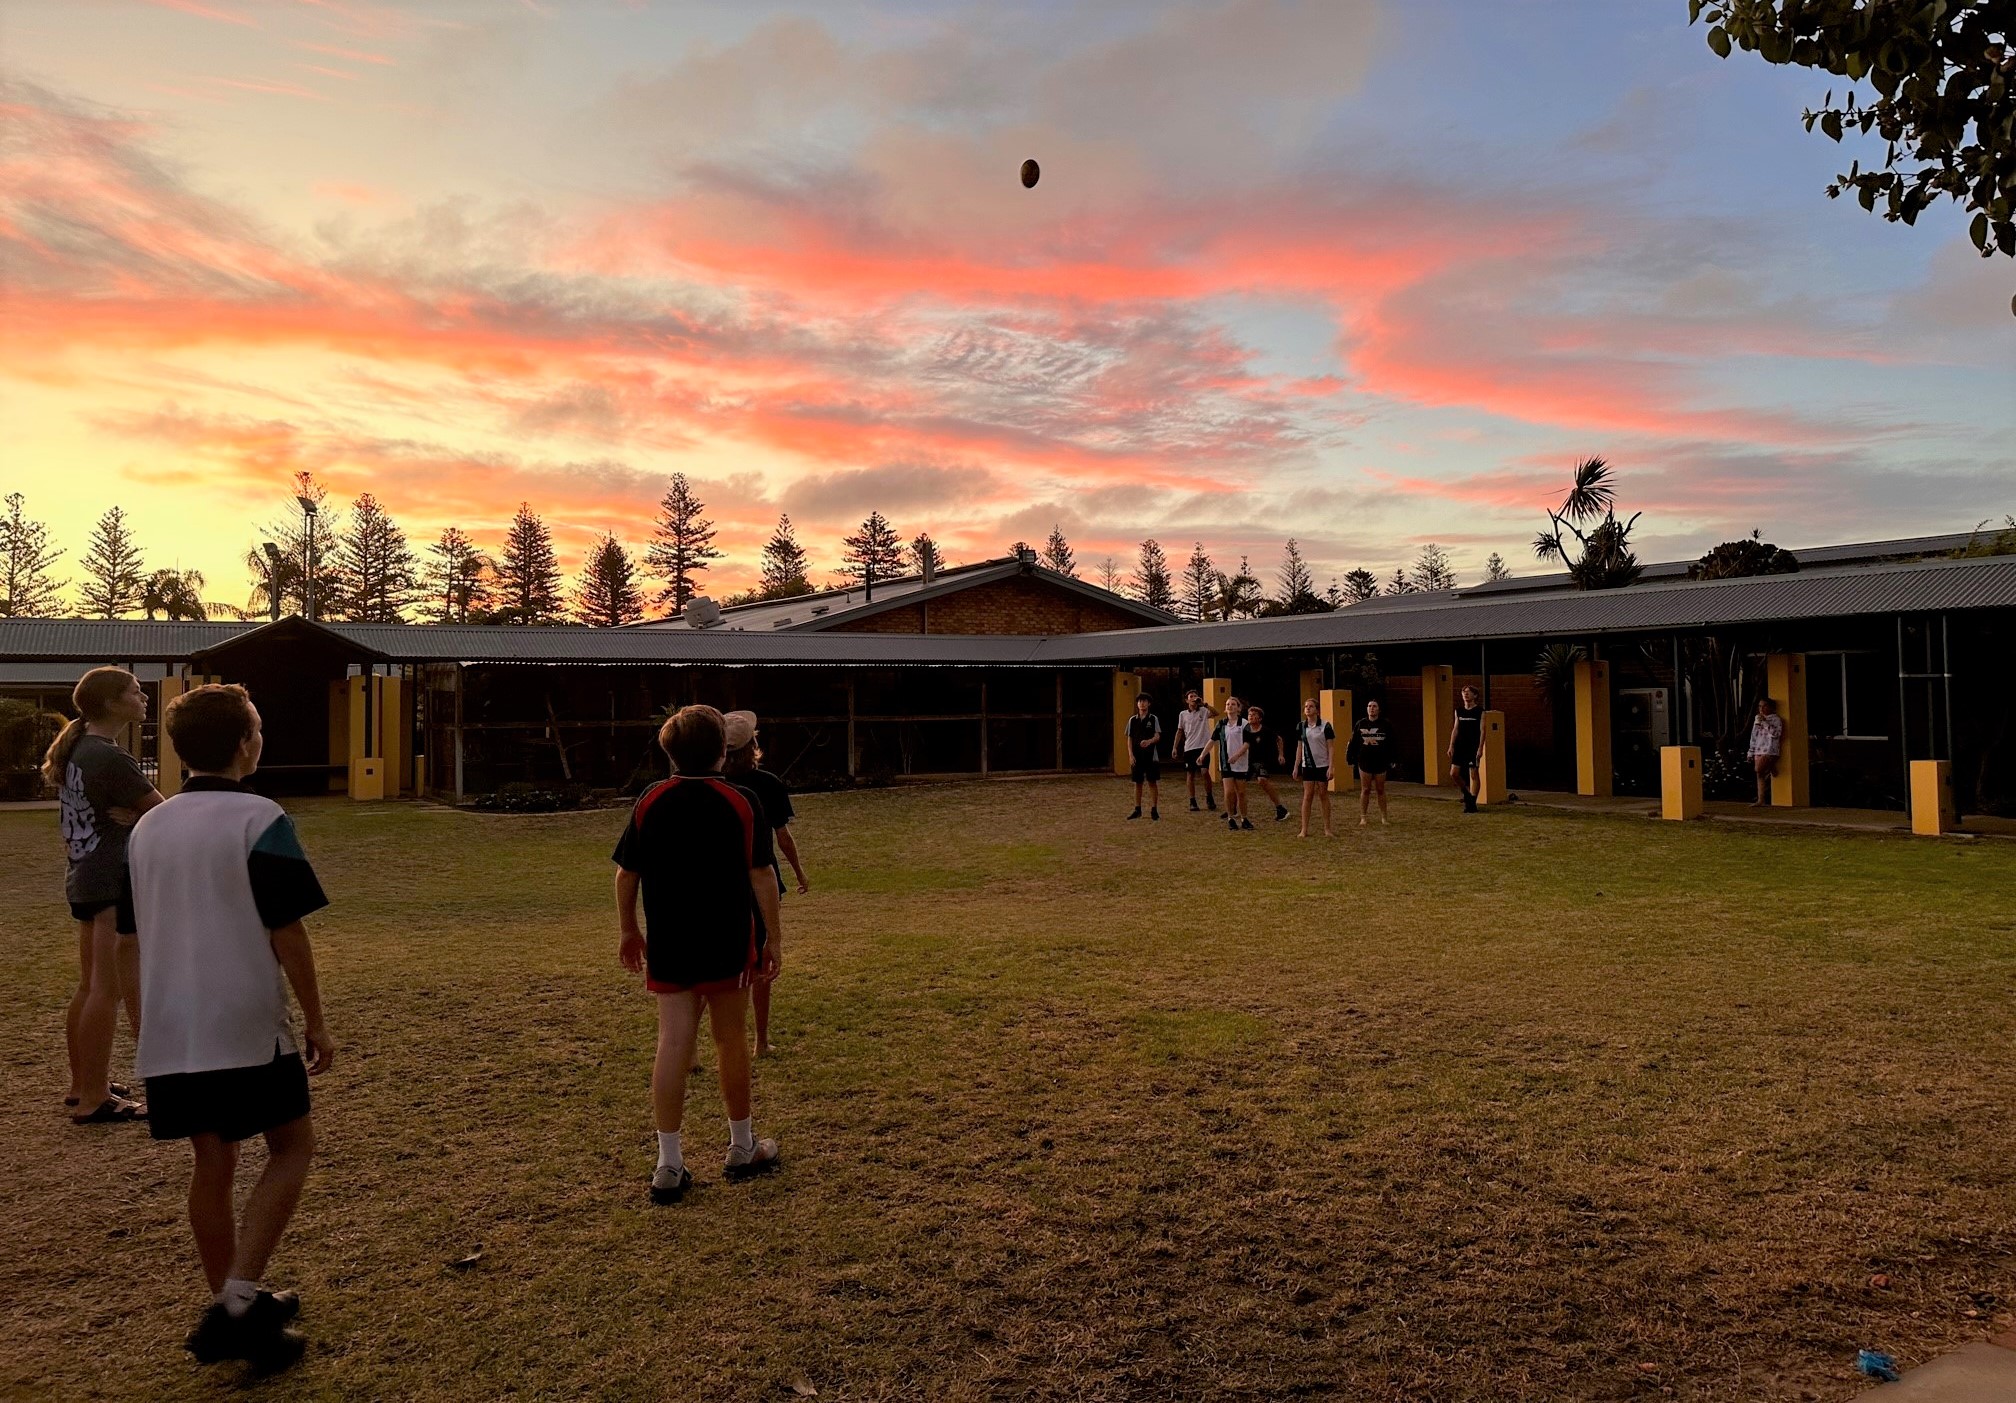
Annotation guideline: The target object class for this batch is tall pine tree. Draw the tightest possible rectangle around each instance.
[910,532,944,577]
[838,511,904,591]
[333,493,420,622]
[1409,543,1458,592]
[78,507,146,618]
[1130,538,1174,611]
[1341,568,1380,602]
[421,526,491,624]
[1483,552,1513,582]
[1267,538,1330,614]
[645,473,721,612]
[0,492,67,618]
[1096,556,1122,592]
[1042,526,1075,576]
[1385,568,1416,596]
[494,502,565,624]
[574,532,644,626]
[1213,557,1263,619]
[1180,542,1215,621]
[758,514,813,598]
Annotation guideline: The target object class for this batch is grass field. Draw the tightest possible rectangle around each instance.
[4,778,2016,1402]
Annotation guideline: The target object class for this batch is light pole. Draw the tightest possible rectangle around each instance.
[260,542,284,622]
[295,494,319,620]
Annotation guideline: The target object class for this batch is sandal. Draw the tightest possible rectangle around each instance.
[64,1080,134,1108]
[71,1095,147,1125]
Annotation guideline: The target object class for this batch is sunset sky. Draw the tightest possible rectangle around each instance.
[2,0,2011,613]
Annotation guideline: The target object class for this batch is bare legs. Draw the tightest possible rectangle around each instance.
[752,978,772,1058]
[68,912,122,1109]
[1752,756,1773,805]
[1358,773,1388,825]
[1298,780,1333,837]
[187,1116,316,1294]
[652,988,755,1135]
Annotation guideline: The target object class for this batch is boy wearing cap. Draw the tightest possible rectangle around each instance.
[615,704,783,1204]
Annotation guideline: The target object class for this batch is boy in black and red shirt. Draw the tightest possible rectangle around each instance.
[614,704,783,1204]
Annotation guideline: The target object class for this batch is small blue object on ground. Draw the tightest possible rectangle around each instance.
[1856,1349,1902,1383]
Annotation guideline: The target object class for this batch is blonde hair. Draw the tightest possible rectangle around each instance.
[42,668,137,788]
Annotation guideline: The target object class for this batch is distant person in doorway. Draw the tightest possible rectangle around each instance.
[1293,697,1336,838]
[45,666,163,1124]
[1174,690,1216,812]
[1213,697,1252,831]
[1446,685,1485,813]
[615,705,782,1207]
[1747,696,1784,806]
[1123,694,1162,821]
[1243,705,1289,821]
[723,711,806,1059]
[1349,700,1392,826]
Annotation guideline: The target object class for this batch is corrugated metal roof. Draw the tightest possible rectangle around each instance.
[1461,529,1983,597]
[0,619,248,661]
[1037,552,2016,660]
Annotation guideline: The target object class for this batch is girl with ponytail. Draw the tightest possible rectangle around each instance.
[48,667,163,1124]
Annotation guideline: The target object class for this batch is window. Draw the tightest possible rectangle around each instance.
[1806,651,1887,740]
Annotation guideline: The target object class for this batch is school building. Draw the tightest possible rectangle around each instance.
[3,534,2011,826]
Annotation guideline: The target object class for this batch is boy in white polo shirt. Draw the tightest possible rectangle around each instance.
[129,684,332,1369]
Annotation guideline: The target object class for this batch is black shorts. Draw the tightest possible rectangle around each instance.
[1180,748,1208,773]
[1357,765,1389,781]
[1450,750,1479,771]
[147,1047,311,1143]
[69,886,136,936]
[1130,756,1161,783]
[1223,768,1250,783]
[1247,763,1270,781]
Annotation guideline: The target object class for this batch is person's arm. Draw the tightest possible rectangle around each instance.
[270,921,334,1074]
[776,824,808,893]
[1445,713,1459,760]
[615,868,645,972]
[751,866,782,980]
[106,787,166,828]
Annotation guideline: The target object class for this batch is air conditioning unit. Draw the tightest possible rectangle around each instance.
[684,597,724,629]
[810,604,830,615]
[771,617,793,628]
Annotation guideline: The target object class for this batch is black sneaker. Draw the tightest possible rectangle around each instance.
[1150,807,1159,821]
[1275,805,1289,821]
[1189,798,1199,812]
[1127,806,1142,820]
[186,1299,306,1368]
[1206,798,1217,811]
[1241,819,1256,831]
[650,1164,692,1205]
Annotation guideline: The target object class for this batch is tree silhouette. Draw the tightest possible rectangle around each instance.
[1131,538,1174,611]
[839,511,905,593]
[332,493,420,621]
[1180,542,1215,621]
[0,492,67,618]
[910,532,945,577]
[1340,568,1380,603]
[1533,457,1643,590]
[646,473,722,612]
[142,568,209,621]
[1483,552,1513,582]
[758,514,813,598]
[79,507,146,618]
[1409,543,1458,592]
[1043,526,1076,576]
[421,526,491,624]
[494,503,566,624]
[574,532,644,626]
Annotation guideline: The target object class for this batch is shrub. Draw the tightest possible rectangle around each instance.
[470,781,592,813]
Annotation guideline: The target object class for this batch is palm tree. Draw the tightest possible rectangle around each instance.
[142,568,211,621]
[1533,457,1642,590]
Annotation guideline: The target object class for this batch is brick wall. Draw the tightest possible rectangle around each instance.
[830,575,1154,636]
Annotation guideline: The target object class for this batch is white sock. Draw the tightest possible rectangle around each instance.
[728,1117,754,1153]
[219,1278,259,1318]
[656,1130,683,1170]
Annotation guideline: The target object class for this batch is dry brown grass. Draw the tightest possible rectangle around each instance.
[3,778,2014,1401]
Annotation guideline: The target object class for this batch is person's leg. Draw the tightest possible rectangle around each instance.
[1359,774,1371,824]
[188,1135,240,1295]
[1298,781,1314,836]
[1376,775,1390,820]
[117,934,141,1039]
[229,1115,314,1285]
[66,923,94,1103]
[73,910,122,1111]
[752,978,772,1057]
[652,992,702,1133]
[1752,756,1768,804]
[1319,785,1333,835]
[1147,776,1159,814]
[706,990,753,1123]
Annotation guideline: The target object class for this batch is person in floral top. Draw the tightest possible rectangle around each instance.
[1746,697,1785,806]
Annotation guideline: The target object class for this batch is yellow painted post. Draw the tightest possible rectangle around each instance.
[1478,710,1508,805]
[346,675,386,800]
[1765,653,1809,807]
[1574,659,1612,797]
[1299,669,1322,711]
[1319,688,1354,793]
[380,674,408,797]
[155,675,187,796]
[1909,760,1954,836]
[1660,745,1702,821]
[415,754,428,796]
[1420,665,1453,785]
[1203,677,1231,783]
[1111,670,1141,777]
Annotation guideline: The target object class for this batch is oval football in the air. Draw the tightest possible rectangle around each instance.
[1020,158,1040,189]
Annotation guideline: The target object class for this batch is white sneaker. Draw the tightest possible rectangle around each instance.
[724,1138,781,1182]
[650,1164,691,1205]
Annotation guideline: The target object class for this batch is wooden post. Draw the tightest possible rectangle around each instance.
[1420,665,1453,785]
[1574,659,1612,797]
[1112,670,1141,776]
[1765,653,1810,807]
[1660,745,1702,821]
[1203,676,1231,783]
[1319,688,1354,793]
[1909,759,1954,835]
[156,674,187,796]
[1478,710,1508,805]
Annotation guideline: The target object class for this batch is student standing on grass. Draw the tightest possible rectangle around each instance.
[1292,697,1336,838]
[45,666,163,1125]
[722,710,806,1059]
[1124,693,1162,821]
[1349,699,1392,827]
[1747,696,1785,806]
[1173,690,1216,812]
[1213,697,1253,831]
[1243,705,1290,822]
[615,704,783,1206]
[128,684,332,1369]
[1446,685,1485,814]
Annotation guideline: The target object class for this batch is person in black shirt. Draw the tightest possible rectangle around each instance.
[723,711,806,1058]
[1445,684,1485,813]
[1124,694,1161,821]
[1347,699,1392,827]
[1243,705,1289,822]
[614,705,783,1204]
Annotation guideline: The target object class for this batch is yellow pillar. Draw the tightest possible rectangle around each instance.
[1299,669,1322,711]
[346,674,386,801]
[1909,760,1954,836]
[1574,659,1612,797]
[381,674,408,797]
[1478,710,1508,805]
[1661,745,1702,821]
[1765,654,1809,807]
[1112,670,1141,777]
[1420,665,1453,785]
[1203,677,1231,783]
[1319,688,1354,793]
[156,675,187,796]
